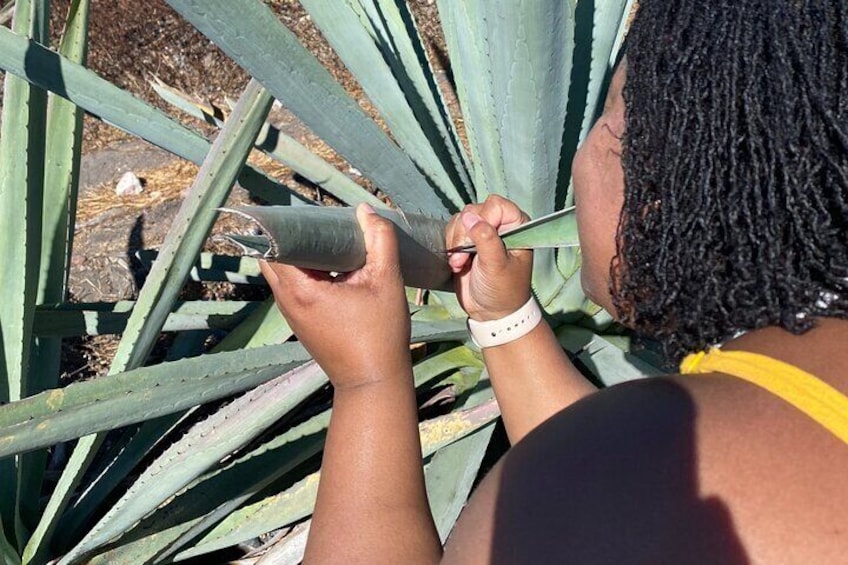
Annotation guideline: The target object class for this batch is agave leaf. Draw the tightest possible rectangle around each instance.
[59,362,327,564]
[0,519,20,565]
[30,80,279,560]
[135,250,264,285]
[0,25,300,206]
[150,78,385,209]
[31,301,260,337]
[110,79,273,373]
[447,207,579,253]
[21,1,90,543]
[0,0,49,547]
[171,399,500,561]
[210,299,294,353]
[301,0,467,209]
[223,205,454,291]
[165,0,451,217]
[413,345,482,388]
[0,343,312,459]
[87,411,329,564]
[223,206,578,291]
[426,422,496,541]
[578,0,632,144]
[436,0,504,200]
[558,326,665,386]
[367,0,475,197]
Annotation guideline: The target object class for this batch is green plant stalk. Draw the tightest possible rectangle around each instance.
[0,0,48,551]
[0,25,301,206]
[164,0,450,216]
[27,79,276,564]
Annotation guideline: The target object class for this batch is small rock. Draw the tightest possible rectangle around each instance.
[115,171,143,196]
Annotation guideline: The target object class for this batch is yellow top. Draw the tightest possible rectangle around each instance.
[681,348,848,444]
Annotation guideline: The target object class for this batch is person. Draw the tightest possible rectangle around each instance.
[259,1,848,562]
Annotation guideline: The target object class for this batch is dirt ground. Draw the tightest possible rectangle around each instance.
[0,0,446,378]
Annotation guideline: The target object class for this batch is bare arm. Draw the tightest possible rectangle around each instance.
[481,322,596,443]
[447,196,597,443]
[307,373,440,563]
[261,205,440,563]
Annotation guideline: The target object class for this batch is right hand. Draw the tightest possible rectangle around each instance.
[446,195,533,321]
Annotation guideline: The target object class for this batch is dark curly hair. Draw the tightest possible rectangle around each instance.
[615,0,848,362]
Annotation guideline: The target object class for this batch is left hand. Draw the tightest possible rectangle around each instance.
[260,204,412,390]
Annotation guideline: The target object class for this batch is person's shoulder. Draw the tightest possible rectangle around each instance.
[446,378,747,564]
[444,376,848,564]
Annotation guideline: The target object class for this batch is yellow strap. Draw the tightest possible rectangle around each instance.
[681,348,848,444]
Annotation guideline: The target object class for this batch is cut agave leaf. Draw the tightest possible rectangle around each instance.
[221,206,579,290]
[222,205,453,291]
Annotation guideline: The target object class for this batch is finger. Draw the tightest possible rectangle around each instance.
[356,203,401,277]
[463,211,508,272]
[446,205,483,272]
[479,195,529,232]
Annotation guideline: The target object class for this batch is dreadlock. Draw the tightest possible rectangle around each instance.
[616,0,848,362]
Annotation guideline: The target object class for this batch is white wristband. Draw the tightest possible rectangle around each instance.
[467,297,543,349]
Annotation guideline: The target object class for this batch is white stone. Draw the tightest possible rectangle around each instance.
[115,171,143,196]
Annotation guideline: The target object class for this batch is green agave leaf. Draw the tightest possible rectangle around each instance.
[413,345,482,388]
[0,25,300,206]
[150,78,384,209]
[88,412,329,564]
[558,326,665,386]
[578,0,632,144]
[32,80,279,561]
[172,399,500,561]
[59,362,327,564]
[223,205,454,291]
[448,207,579,253]
[0,518,21,565]
[367,0,475,198]
[0,0,49,549]
[436,0,504,200]
[135,250,265,285]
[81,320,472,563]
[0,343,311,459]
[22,1,90,546]
[211,299,294,353]
[164,0,451,217]
[224,206,578,291]
[426,422,496,542]
[111,79,273,373]
[32,300,260,338]
[301,0,467,209]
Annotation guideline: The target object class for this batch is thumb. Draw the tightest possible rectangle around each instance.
[463,211,508,273]
[356,204,401,275]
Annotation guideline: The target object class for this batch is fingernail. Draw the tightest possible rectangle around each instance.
[462,211,481,230]
[360,203,376,215]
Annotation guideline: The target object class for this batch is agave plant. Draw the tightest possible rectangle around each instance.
[0,0,658,562]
